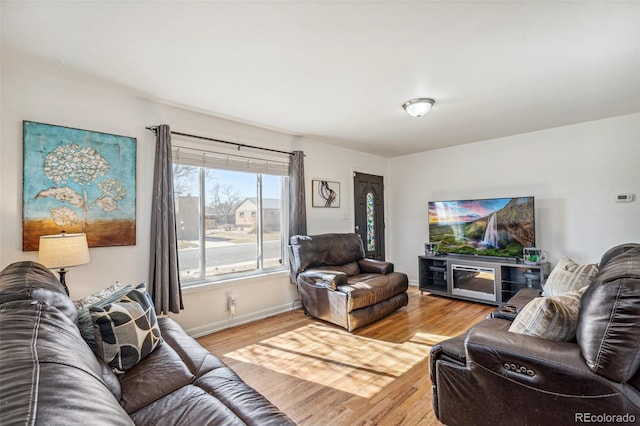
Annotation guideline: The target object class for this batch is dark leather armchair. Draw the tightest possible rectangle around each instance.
[290,233,409,331]
[429,243,640,426]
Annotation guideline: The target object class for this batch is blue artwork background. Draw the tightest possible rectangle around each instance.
[23,121,136,221]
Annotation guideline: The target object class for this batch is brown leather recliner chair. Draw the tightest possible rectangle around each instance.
[290,233,409,331]
[429,243,640,426]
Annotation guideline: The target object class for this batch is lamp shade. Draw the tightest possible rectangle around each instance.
[39,232,90,269]
[402,98,435,117]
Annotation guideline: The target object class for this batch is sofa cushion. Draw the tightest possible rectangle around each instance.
[508,288,586,341]
[128,385,239,425]
[0,261,78,323]
[75,282,134,351]
[342,272,408,311]
[0,299,133,425]
[542,256,598,296]
[91,284,163,373]
[576,243,640,382]
[129,382,294,426]
[126,317,296,425]
[118,341,195,413]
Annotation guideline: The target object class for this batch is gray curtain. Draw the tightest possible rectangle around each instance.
[288,150,307,237]
[149,124,183,314]
[288,150,306,282]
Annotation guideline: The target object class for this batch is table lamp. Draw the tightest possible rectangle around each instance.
[38,232,90,295]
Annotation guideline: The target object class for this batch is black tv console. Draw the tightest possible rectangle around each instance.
[418,254,550,305]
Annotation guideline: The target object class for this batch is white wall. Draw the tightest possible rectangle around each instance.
[4,63,638,334]
[388,113,640,285]
[0,66,386,335]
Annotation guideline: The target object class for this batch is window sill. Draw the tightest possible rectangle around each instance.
[181,269,290,295]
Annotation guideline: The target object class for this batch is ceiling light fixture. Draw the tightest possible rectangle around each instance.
[402,98,435,117]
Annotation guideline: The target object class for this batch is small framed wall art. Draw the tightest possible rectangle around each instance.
[312,180,340,208]
[22,121,137,250]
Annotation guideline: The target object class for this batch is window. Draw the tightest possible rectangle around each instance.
[172,148,289,284]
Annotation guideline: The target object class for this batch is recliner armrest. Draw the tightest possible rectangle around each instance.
[298,270,348,290]
[429,317,511,383]
[429,332,468,384]
[358,259,393,274]
[464,327,617,396]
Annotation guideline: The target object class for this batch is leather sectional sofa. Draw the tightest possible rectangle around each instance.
[0,261,294,425]
[429,243,640,425]
[290,233,409,331]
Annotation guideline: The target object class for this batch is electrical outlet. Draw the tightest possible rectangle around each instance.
[228,294,236,315]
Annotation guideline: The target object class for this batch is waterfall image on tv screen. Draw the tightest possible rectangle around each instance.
[428,196,535,258]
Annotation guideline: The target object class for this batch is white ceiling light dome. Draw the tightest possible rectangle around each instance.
[402,98,435,117]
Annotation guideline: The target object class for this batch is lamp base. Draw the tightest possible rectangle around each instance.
[57,268,69,295]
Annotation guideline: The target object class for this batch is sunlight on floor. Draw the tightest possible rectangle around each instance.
[410,332,454,347]
[224,323,452,398]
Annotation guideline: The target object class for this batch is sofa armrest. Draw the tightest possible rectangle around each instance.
[298,270,347,290]
[507,287,542,306]
[357,259,394,274]
[464,327,618,396]
[490,287,542,320]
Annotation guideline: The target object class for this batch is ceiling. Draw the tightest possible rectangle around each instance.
[2,1,639,157]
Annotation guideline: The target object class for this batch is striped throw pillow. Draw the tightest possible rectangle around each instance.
[542,256,598,296]
[509,288,586,341]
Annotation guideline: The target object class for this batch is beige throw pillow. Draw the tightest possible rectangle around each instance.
[508,288,586,341]
[542,256,598,296]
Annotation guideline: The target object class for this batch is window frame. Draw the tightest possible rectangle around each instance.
[172,154,290,287]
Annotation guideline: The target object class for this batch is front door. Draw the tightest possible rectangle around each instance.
[353,172,385,260]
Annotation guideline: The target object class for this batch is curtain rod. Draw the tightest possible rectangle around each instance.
[146,126,294,156]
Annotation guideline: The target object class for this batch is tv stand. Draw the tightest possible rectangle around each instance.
[418,255,550,305]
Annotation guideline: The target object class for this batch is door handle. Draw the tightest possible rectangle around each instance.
[355,226,359,231]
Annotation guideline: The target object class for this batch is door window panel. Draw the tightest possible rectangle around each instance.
[366,191,376,252]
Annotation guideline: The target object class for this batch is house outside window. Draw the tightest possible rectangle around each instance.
[172,147,289,285]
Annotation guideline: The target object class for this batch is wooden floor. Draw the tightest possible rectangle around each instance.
[197,287,495,426]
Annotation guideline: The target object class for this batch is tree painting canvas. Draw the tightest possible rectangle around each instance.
[23,121,136,250]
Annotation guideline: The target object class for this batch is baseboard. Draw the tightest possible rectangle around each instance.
[186,299,302,338]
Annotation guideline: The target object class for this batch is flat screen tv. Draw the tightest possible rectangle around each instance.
[428,196,535,258]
